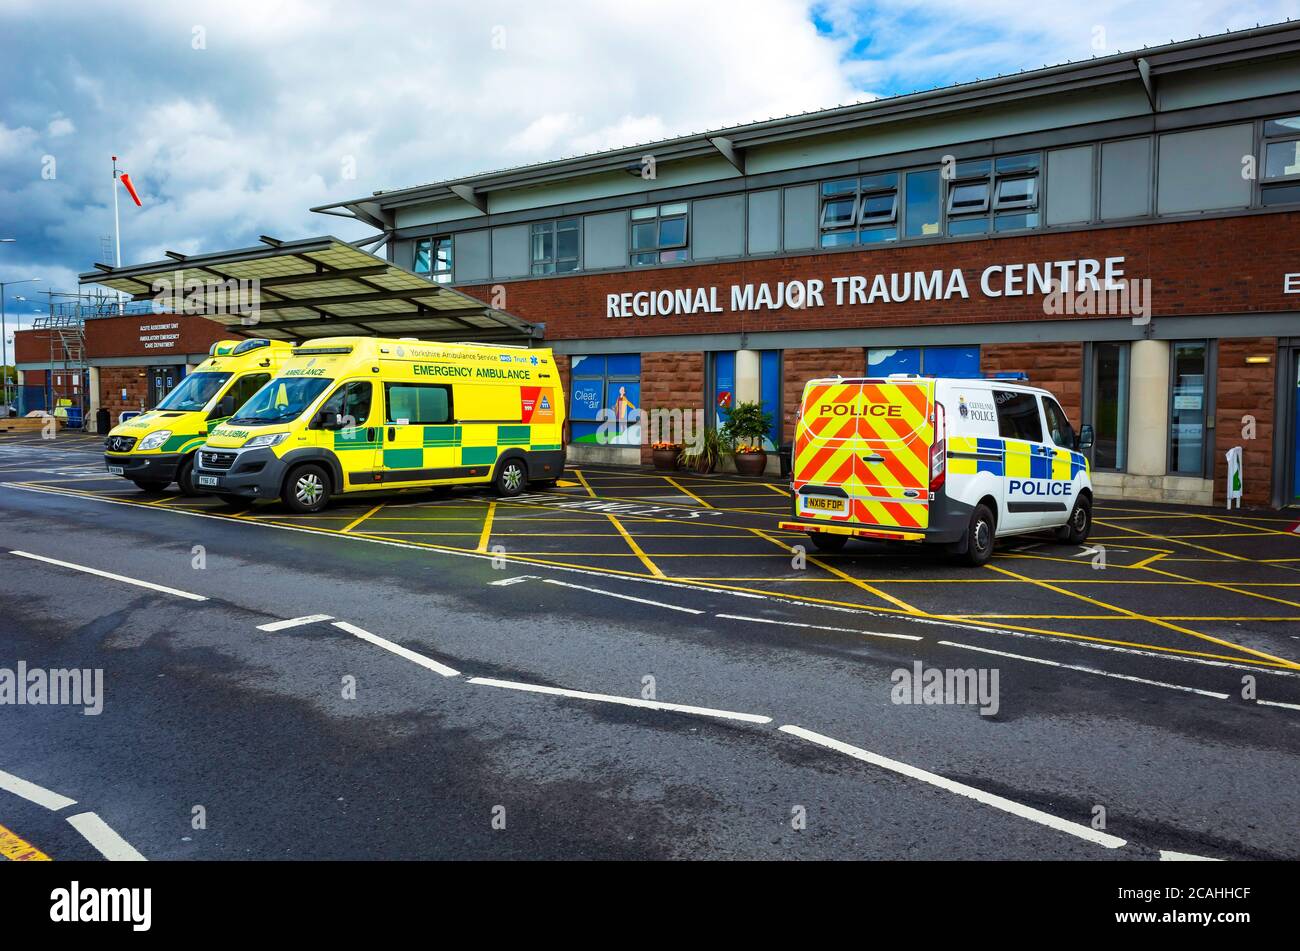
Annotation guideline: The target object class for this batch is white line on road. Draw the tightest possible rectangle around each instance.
[490,575,537,586]
[0,767,77,811]
[937,640,1231,700]
[778,725,1127,849]
[257,614,333,632]
[1159,849,1221,861]
[8,550,208,601]
[66,811,147,861]
[332,621,460,678]
[1257,698,1300,711]
[468,677,772,724]
[541,577,705,614]
[715,613,923,642]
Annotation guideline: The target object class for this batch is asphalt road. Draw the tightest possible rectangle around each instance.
[1,435,1297,860]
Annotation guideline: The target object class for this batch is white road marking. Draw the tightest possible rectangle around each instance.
[489,575,537,586]
[541,577,705,614]
[1257,698,1300,711]
[468,677,771,724]
[778,725,1126,849]
[256,614,333,632]
[937,640,1231,699]
[332,621,460,678]
[8,550,208,601]
[0,767,77,811]
[715,613,923,642]
[1159,849,1221,861]
[65,811,147,861]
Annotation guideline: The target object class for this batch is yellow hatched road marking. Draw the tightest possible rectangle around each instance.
[0,822,51,861]
[1094,518,1253,562]
[342,503,384,533]
[750,527,921,614]
[476,501,497,553]
[664,477,713,508]
[607,515,666,577]
[572,469,597,498]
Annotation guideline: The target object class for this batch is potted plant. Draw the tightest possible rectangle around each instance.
[651,441,682,471]
[679,426,723,474]
[720,401,773,477]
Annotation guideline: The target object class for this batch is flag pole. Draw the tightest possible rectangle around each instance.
[112,155,123,315]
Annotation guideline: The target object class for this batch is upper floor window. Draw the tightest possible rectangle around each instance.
[414,236,453,284]
[531,217,580,275]
[1261,115,1300,207]
[946,154,1040,235]
[819,173,900,247]
[630,203,688,266]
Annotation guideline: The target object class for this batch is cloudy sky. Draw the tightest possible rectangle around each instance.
[1,0,1298,338]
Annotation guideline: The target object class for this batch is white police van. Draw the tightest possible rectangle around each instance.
[779,373,1094,565]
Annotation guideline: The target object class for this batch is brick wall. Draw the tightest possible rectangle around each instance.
[1214,338,1276,507]
[639,351,705,463]
[99,366,151,422]
[781,347,864,443]
[981,342,1084,421]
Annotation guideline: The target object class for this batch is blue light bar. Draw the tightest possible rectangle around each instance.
[987,371,1030,381]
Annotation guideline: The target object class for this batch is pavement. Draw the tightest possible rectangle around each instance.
[0,430,1298,861]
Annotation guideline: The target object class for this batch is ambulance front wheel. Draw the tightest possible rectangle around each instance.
[808,532,847,552]
[176,454,201,497]
[1055,496,1092,545]
[961,504,997,566]
[282,463,332,514]
[495,457,528,497]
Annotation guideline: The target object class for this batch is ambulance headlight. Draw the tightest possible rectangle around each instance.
[137,430,172,451]
[243,432,289,449]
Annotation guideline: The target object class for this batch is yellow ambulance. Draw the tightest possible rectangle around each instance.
[779,374,1094,565]
[103,338,294,494]
[193,337,566,513]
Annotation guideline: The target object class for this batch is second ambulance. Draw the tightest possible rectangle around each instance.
[780,374,1094,565]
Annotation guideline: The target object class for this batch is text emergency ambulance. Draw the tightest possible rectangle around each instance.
[103,338,294,495]
[779,375,1094,565]
[193,337,566,513]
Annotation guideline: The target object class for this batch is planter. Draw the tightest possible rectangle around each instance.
[733,450,767,476]
[652,447,681,471]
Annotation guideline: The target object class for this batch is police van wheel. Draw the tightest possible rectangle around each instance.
[1056,497,1092,544]
[808,532,847,553]
[962,504,996,566]
[283,464,331,514]
[495,458,528,497]
[132,480,170,493]
[176,455,201,497]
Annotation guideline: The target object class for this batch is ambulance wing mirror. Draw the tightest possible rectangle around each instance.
[210,394,237,419]
[311,409,342,430]
[1077,424,1095,451]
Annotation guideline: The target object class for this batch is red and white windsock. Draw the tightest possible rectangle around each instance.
[112,155,142,206]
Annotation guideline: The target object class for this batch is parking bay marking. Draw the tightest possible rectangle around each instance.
[0,767,78,811]
[257,614,334,632]
[715,613,922,642]
[332,621,460,678]
[65,811,147,862]
[7,550,208,602]
[468,677,772,724]
[541,577,705,614]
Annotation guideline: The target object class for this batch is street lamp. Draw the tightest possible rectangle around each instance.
[1,277,41,413]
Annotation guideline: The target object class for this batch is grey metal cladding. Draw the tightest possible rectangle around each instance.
[1045,145,1094,225]
[453,230,490,283]
[782,184,818,251]
[583,210,628,270]
[691,194,745,260]
[747,190,781,254]
[1156,123,1254,214]
[1099,137,1153,220]
[491,225,529,279]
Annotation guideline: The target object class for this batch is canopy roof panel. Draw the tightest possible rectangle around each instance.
[78,236,540,344]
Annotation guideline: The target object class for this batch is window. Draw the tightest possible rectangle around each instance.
[531,218,580,275]
[1262,115,1300,207]
[1041,397,1075,450]
[905,169,941,237]
[569,354,640,445]
[819,173,899,247]
[1089,342,1129,470]
[321,381,374,427]
[867,346,981,378]
[994,390,1043,442]
[1169,341,1207,475]
[385,383,451,424]
[630,204,688,266]
[414,236,453,283]
[222,373,271,416]
[946,154,1041,235]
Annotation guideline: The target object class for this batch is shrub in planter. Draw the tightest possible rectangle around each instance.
[651,442,682,471]
[720,401,773,476]
[680,427,723,474]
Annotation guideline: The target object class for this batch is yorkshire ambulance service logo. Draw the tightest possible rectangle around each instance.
[396,345,406,357]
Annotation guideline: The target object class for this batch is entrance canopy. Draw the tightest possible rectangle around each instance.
[79,236,540,344]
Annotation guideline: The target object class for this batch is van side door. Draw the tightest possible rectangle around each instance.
[1040,395,1086,524]
[993,389,1052,533]
[383,381,454,484]
[318,380,380,489]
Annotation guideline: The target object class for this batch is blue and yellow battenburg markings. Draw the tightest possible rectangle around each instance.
[948,436,1088,480]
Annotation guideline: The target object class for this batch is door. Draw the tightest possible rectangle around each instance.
[993,389,1056,532]
[383,381,454,484]
[1040,395,1085,525]
[319,380,379,488]
[1169,341,1208,476]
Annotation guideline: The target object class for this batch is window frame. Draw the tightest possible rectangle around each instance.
[413,235,453,284]
[993,389,1045,443]
[321,379,375,428]
[944,153,1042,235]
[530,217,582,275]
[383,381,453,425]
[628,204,689,267]
[1260,114,1300,207]
[819,173,900,246]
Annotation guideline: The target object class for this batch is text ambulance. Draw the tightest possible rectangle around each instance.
[103,338,294,494]
[194,337,565,513]
[779,375,1093,565]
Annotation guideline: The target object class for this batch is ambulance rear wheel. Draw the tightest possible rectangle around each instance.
[176,455,201,497]
[495,457,528,497]
[961,504,996,566]
[1056,496,1092,545]
[283,463,331,514]
[808,532,847,553]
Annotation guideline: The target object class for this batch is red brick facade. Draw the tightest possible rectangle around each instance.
[1214,337,1277,507]
[780,348,864,443]
[99,366,153,421]
[638,351,705,463]
[981,343,1084,422]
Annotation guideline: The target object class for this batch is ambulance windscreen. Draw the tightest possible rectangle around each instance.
[156,372,232,412]
[229,376,334,425]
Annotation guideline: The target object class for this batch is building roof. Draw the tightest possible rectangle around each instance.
[313,20,1300,227]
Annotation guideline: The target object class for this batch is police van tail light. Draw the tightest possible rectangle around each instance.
[929,403,946,494]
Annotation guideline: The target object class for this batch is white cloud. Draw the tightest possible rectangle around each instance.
[47,115,74,137]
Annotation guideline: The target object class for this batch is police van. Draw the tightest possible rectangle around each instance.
[778,374,1094,565]
[103,338,294,494]
[193,336,566,513]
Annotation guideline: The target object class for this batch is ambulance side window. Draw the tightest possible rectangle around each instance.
[322,381,373,427]
[385,383,452,424]
[214,373,271,418]
[1041,397,1075,449]
[993,390,1043,442]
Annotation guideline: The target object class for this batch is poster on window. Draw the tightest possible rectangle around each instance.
[570,378,604,418]
[602,381,641,445]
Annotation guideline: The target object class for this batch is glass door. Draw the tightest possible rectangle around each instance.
[1089,342,1129,470]
[1169,341,1208,475]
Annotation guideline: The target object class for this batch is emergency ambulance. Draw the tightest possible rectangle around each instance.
[779,374,1094,565]
[193,337,566,513]
[103,338,294,494]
